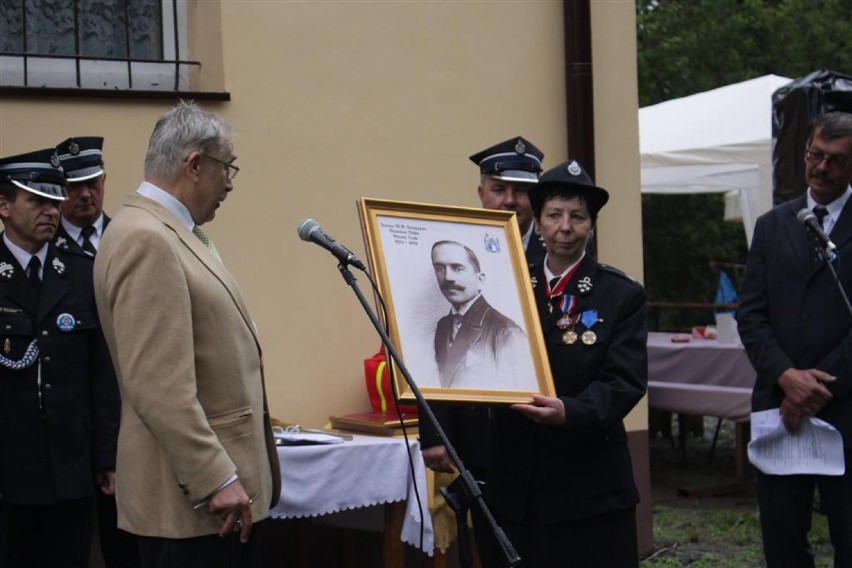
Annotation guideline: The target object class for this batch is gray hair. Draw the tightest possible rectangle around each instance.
[143,100,235,182]
[809,111,852,145]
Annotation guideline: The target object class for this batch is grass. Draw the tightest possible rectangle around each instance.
[643,415,834,567]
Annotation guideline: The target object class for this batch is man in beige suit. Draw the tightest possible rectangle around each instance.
[93,102,281,568]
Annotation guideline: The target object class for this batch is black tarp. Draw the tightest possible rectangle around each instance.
[772,69,852,204]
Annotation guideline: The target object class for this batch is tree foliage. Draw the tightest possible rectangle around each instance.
[637,0,852,330]
[637,0,852,107]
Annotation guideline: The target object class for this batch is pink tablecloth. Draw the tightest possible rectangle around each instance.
[647,332,756,422]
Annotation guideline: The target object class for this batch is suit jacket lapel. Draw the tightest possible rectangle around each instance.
[444,297,488,378]
[781,196,814,276]
[0,238,38,317]
[36,246,69,326]
[124,194,260,348]
[829,196,852,251]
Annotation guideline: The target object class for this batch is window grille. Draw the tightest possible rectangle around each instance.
[0,0,200,92]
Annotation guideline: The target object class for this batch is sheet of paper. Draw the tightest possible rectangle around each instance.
[748,408,845,475]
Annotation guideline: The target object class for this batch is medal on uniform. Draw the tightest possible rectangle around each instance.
[562,330,578,344]
[580,310,599,345]
[555,295,577,328]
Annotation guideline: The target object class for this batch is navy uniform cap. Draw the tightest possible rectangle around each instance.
[529,160,609,217]
[56,136,104,183]
[0,148,67,201]
[469,136,544,183]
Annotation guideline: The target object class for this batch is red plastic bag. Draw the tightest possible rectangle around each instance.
[364,347,418,414]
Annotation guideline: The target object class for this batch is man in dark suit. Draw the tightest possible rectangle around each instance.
[54,137,109,257]
[0,148,119,567]
[55,136,139,568]
[431,240,533,391]
[739,111,852,567]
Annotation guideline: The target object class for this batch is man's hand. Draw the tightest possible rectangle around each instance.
[208,479,253,543]
[95,470,116,496]
[422,445,455,473]
[511,394,566,426]
[778,368,835,415]
[780,398,805,433]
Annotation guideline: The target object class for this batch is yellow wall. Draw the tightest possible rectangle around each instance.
[0,1,643,430]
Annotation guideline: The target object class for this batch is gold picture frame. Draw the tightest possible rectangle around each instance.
[358,198,555,405]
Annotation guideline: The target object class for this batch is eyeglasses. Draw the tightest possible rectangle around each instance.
[200,153,240,180]
[805,148,851,171]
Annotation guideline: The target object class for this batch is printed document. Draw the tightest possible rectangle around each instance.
[748,408,845,475]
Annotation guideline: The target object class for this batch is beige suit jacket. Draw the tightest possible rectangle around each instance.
[94,193,281,538]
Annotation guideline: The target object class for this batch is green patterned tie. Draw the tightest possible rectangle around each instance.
[192,225,222,262]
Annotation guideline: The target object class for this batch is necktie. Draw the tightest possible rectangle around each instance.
[192,225,222,262]
[812,206,831,263]
[814,205,829,228]
[549,277,560,290]
[450,313,463,344]
[27,256,41,292]
[80,225,97,255]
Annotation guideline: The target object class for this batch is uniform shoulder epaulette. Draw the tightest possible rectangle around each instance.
[599,263,640,284]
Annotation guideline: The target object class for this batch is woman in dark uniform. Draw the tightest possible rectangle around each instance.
[490,160,647,567]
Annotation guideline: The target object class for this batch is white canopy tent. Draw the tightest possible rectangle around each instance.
[639,74,792,245]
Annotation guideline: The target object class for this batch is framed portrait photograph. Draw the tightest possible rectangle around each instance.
[358,198,555,405]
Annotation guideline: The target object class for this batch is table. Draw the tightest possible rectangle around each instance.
[268,434,434,564]
[647,332,757,481]
[647,332,755,422]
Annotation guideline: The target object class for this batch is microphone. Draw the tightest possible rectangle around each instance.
[797,208,837,252]
[297,218,366,271]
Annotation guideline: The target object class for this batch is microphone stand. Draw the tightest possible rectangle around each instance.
[337,262,521,567]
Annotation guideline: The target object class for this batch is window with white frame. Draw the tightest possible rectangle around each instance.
[0,0,193,91]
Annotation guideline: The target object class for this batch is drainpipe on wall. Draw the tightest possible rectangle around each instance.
[563,0,595,178]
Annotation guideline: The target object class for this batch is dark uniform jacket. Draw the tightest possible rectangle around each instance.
[491,254,647,524]
[433,296,529,390]
[739,195,852,445]
[54,215,110,258]
[0,237,119,505]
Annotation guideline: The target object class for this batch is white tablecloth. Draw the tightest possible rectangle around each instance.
[268,434,434,555]
[647,332,756,422]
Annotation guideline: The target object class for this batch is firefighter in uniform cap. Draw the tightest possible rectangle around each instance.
[419,136,545,567]
[55,136,110,257]
[0,148,119,567]
[56,137,138,567]
[470,136,546,267]
[491,160,647,567]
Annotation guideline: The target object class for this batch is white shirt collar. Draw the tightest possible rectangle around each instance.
[521,223,534,249]
[3,233,48,278]
[543,252,585,284]
[807,185,852,235]
[137,181,195,231]
[451,293,481,317]
[61,213,105,245]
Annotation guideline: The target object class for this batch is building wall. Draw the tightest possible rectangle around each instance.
[0,0,644,446]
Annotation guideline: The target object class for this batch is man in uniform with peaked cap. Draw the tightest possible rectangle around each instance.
[0,148,120,567]
[55,136,109,257]
[56,136,137,567]
[470,135,546,266]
